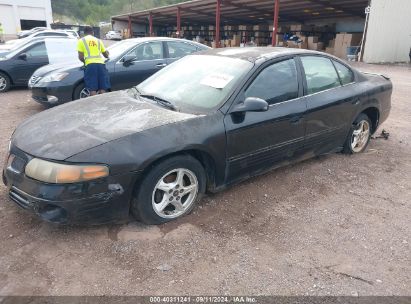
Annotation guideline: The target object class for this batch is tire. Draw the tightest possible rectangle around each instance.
[343,113,372,154]
[73,83,90,100]
[0,72,11,93]
[131,155,206,225]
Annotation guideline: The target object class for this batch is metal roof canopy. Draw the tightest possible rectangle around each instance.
[112,0,369,26]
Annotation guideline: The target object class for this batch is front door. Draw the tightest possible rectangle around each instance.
[111,41,167,90]
[11,42,49,85]
[224,57,306,183]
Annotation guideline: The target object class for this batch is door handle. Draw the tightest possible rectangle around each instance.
[156,63,167,68]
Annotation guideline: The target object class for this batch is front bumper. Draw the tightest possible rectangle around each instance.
[3,146,140,225]
[30,83,74,106]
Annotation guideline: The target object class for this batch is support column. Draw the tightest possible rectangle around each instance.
[149,12,153,36]
[128,15,132,38]
[271,0,280,46]
[177,7,181,38]
[215,0,221,48]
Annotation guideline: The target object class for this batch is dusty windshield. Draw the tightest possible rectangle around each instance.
[135,55,253,113]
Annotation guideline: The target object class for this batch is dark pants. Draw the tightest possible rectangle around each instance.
[84,63,111,91]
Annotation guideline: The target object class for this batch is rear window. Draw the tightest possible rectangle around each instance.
[301,56,341,94]
[333,60,354,85]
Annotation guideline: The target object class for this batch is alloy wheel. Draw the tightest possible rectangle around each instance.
[351,120,370,153]
[79,88,90,99]
[0,76,6,91]
[152,168,199,219]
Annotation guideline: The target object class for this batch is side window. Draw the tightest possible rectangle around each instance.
[245,59,299,105]
[333,60,354,85]
[167,41,198,59]
[300,56,341,94]
[25,42,47,58]
[130,42,163,61]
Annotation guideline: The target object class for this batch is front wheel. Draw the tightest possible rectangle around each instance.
[0,72,11,93]
[73,83,90,100]
[131,155,206,225]
[343,113,372,154]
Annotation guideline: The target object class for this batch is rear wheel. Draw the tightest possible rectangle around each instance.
[343,113,372,154]
[0,72,11,93]
[131,155,206,225]
[73,83,90,100]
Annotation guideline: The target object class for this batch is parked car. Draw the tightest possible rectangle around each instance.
[3,48,392,225]
[0,35,77,55]
[0,38,78,92]
[17,27,48,39]
[7,30,77,46]
[29,37,209,105]
[105,30,122,40]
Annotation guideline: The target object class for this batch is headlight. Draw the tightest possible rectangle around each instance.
[40,72,69,83]
[25,158,109,184]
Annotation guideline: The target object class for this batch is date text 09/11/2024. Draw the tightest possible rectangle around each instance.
[149,296,257,303]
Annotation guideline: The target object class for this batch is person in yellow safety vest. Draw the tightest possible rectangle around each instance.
[0,23,4,44]
[77,26,110,96]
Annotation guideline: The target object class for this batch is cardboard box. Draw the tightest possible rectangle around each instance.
[334,33,363,58]
[253,24,269,31]
[239,25,252,31]
[232,34,241,46]
[325,47,335,55]
[290,24,311,32]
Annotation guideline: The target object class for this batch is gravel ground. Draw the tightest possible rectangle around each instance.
[0,62,410,296]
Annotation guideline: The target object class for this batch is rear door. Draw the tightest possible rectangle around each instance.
[165,41,202,65]
[299,55,358,154]
[111,41,167,90]
[224,57,306,182]
[10,42,49,85]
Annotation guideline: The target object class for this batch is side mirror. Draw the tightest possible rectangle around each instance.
[123,54,137,64]
[231,97,269,113]
[18,53,27,60]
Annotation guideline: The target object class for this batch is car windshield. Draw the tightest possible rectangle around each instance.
[107,40,138,59]
[135,55,253,114]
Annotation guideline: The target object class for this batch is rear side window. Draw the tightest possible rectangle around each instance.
[333,60,354,85]
[245,59,299,105]
[167,41,198,59]
[301,56,341,94]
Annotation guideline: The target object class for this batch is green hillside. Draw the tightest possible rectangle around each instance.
[51,0,186,25]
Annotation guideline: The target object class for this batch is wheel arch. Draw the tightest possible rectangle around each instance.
[139,148,218,193]
[72,80,85,100]
[0,69,14,85]
[361,107,380,134]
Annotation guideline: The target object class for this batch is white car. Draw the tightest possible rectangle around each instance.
[106,31,122,40]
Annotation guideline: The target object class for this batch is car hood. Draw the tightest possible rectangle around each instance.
[34,61,83,76]
[12,90,196,160]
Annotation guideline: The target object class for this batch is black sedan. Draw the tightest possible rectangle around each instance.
[0,38,77,93]
[3,48,392,225]
[29,37,209,105]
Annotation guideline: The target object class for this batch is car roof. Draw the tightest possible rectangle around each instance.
[195,47,329,62]
[124,37,211,48]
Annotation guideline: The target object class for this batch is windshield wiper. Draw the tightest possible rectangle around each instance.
[129,87,141,99]
[140,94,178,111]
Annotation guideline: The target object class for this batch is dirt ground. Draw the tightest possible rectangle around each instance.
[0,62,410,296]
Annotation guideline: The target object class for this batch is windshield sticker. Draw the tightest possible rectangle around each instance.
[200,74,234,89]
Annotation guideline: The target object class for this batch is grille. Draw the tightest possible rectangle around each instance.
[29,75,42,86]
